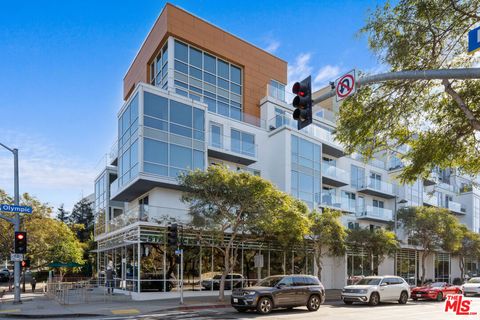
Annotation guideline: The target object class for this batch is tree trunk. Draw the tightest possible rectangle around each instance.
[314,244,322,281]
[218,246,230,302]
[421,252,428,286]
[443,79,480,131]
[459,256,465,282]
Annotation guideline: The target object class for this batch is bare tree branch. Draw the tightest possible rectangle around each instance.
[442,79,480,131]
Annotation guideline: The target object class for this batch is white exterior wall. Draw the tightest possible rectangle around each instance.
[378,256,395,276]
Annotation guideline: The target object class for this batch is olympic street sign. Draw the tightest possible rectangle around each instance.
[0,204,33,214]
[335,70,357,102]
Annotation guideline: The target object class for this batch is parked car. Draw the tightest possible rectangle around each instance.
[140,274,175,292]
[231,274,325,314]
[0,269,10,282]
[411,282,462,301]
[341,276,410,306]
[201,273,244,290]
[462,277,480,296]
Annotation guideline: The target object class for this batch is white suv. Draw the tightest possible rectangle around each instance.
[341,276,410,306]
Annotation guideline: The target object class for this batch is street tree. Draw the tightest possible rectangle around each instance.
[69,198,94,242]
[309,209,347,281]
[56,204,70,223]
[347,227,398,275]
[336,0,480,183]
[0,189,84,271]
[453,224,480,280]
[179,165,310,301]
[397,206,462,284]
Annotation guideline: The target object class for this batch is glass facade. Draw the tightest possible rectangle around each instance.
[269,80,286,101]
[475,196,480,233]
[396,249,417,286]
[118,94,139,187]
[173,39,243,121]
[231,129,255,157]
[150,42,168,90]
[143,91,205,178]
[94,172,108,236]
[435,253,450,282]
[291,135,321,208]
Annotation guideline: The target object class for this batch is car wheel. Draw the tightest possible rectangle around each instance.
[398,291,408,304]
[256,297,273,314]
[307,295,321,311]
[369,292,380,306]
[344,300,353,305]
[235,308,248,313]
[436,292,443,302]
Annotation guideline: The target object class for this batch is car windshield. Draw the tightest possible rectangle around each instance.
[257,276,284,287]
[355,278,382,285]
[428,282,446,287]
[468,278,480,283]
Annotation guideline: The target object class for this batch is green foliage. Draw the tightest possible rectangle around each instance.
[309,209,347,280]
[69,198,94,242]
[452,225,480,279]
[336,0,480,182]
[0,189,85,271]
[56,204,70,223]
[347,227,398,274]
[397,206,462,284]
[179,165,310,301]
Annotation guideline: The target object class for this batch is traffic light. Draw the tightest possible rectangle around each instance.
[21,259,30,268]
[167,224,178,248]
[292,75,312,130]
[14,231,27,254]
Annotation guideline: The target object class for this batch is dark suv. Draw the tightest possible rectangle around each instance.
[231,275,325,314]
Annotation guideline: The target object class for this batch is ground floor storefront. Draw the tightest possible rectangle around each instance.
[95,224,479,296]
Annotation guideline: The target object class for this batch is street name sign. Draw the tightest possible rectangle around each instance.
[10,253,23,262]
[468,26,480,54]
[335,70,357,101]
[0,204,32,214]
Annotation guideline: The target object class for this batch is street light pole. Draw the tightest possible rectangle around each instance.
[0,142,21,304]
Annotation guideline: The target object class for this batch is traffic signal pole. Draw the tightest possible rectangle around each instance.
[0,143,21,304]
[311,67,480,108]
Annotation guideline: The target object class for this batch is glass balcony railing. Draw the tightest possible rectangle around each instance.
[357,206,393,221]
[319,192,356,212]
[109,140,118,163]
[208,133,257,158]
[363,177,394,194]
[110,178,119,197]
[316,108,336,123]
[321,162,349,183]
[268,114,342,147]
[423,192,439,206]
[108,204,190,232]
[447,201,463,213]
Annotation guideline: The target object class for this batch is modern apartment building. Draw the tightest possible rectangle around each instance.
[93,3,480,298]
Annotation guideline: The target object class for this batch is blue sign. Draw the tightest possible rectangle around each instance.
[468,26,480,54]
[0,204,33,214]
[175,249,183,255]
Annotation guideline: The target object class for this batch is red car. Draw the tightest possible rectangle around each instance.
[411,282,462,301]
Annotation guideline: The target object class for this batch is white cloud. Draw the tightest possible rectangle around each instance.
[264,39,280,54]
[313,65,341,88]
[0,130,98,211]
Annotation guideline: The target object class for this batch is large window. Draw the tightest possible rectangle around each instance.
[351,165,365,189]
[231,129,255,157]
[291,135,321,208]
[435,253,450,283]
[118,94,139,187]
[173,39,243,121]
[209,123,223,148]
[269,80,286,102]
[143,92,205,178]
[149,42,168,90]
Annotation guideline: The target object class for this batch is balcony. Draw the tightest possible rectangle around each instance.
[423,171,439,186]
[423,192,439,207]
[108,204,189,233]
[268,114,344,157]
[357,177,395,199]
[321,162,349,187]
[109,140,118,166]
[208,132,257,165]
[447,201,466,215]
[356,206,393,222]
[319,192,356,213]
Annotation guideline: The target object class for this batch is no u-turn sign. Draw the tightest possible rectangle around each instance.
[335,70,356,101]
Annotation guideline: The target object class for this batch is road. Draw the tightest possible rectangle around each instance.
[95,297,480,320]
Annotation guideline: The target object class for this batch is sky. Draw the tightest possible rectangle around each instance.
[0,0,385,213]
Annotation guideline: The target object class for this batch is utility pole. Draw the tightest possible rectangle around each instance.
[312,67,480,108]
[0,143,21,304]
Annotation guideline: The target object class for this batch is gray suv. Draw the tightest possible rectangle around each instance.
[231,275,325,314]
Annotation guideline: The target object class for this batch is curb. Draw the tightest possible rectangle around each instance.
[0,313,103,319]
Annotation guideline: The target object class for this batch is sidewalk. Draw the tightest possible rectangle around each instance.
[0,289,341,318]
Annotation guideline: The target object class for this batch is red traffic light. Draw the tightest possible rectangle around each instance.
[16,234,24,240]
[292,82,307,97]
[21,261,26,267]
